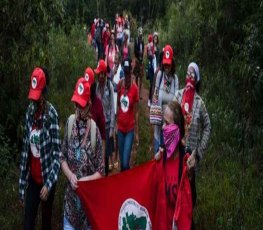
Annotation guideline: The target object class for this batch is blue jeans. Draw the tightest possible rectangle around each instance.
[63,215,75,230]
[118,129,134,171]
[154,130,164,153]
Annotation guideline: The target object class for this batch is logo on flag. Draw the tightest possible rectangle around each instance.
[118,198,152,230]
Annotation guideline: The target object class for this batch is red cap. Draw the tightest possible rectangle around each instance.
[71,78,90,108]
[94,59,107,74]
[162,45,174,65]
[28,67,46,101]
[84,67,95,85]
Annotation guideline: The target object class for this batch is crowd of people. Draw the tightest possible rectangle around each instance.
[19,12,211,230]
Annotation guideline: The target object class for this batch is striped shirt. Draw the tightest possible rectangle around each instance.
[174,89,211,161]
[19,101,61,201]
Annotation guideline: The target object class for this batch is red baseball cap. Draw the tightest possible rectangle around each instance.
[71,78,90,108]
[162,45,174,65]
[84,67,95,85]
[94,59,107,74]
[28,67,46,101]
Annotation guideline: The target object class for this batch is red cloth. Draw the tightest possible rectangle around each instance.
[90,96,106,140]
[76,160,167,230]
[181,79,195,116]
[102,30,111,52]
[117,82,139,133]
[174,153,193,230]
[165,157,179,228]
[30,153,43,184]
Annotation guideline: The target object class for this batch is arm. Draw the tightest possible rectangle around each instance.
[196,100,211,161]
[78,172,103,182]
[134,102,139,144]
[19,109,30,202]
[109,83,115,137]
[44,109,61,192]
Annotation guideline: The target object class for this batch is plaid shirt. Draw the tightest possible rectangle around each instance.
[19,101,61,201]
[174,89,211,160]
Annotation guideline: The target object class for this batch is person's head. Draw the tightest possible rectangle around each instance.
[162,45,176,75]
[163,101,185,143]
[122,57,132,87]
[71,77,91,120]
[186,62,201,93]
[94,59,107,85]
[153,32,159,44]
[148,34,153,43]
[28,67,49,107]
[105,23,110,31]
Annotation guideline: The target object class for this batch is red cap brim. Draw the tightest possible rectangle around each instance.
[163,58,172,65]
[94,68,101,74]
[28,89,42,100]
[71,94,87,108]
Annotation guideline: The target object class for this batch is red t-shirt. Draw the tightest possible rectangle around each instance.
[165,156,179,229]
[30,125,43,185]
[117,82,139,133]
[91,96,106,140]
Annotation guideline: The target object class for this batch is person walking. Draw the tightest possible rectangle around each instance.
[155,101,194,229]
[174,62,211,212]
[152,45,179,153]
[117,58,139,171]
[60,77,104,229]
[95,60,115,175]
[133,27,144,99]
[19,67,61,230]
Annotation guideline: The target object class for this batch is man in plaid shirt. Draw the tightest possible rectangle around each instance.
[19,67,61,230]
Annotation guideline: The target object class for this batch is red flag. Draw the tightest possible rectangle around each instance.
[76,160,167,230]
[174,153,193,230]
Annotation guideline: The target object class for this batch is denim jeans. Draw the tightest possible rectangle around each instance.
[63,215,75,230]
[24,176,56,230]
[154,130,164,153]
[118,129,134,171]
[105,127,114,175]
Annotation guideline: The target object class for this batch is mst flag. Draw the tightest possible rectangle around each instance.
[76,160,167,230]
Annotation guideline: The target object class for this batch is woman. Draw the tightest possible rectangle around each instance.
[60,77,104,229]
[146,33,155,107]
[155,101,193,229]
[120,31,131,62]
[94,60,115,175]
[117,57,139,171]
[174,62,211,167]
[152,44,179,153]
[19,67,61,230]
[105,30,119,76]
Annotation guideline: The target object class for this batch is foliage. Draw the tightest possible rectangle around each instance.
[1,0,263,228]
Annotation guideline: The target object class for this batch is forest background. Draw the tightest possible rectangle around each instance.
[0,0,262,229]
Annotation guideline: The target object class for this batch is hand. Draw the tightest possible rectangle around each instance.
[69,173,78,190]
[154,147,164,161]
[187,150,197,170]
[135,133,139,146]
[40,185,49,201]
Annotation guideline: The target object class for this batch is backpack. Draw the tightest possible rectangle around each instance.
[67,114,96,150]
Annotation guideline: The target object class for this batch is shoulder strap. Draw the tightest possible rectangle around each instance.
[159,71,164,89]
[90,119,96,150]
[68,114,76,143]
